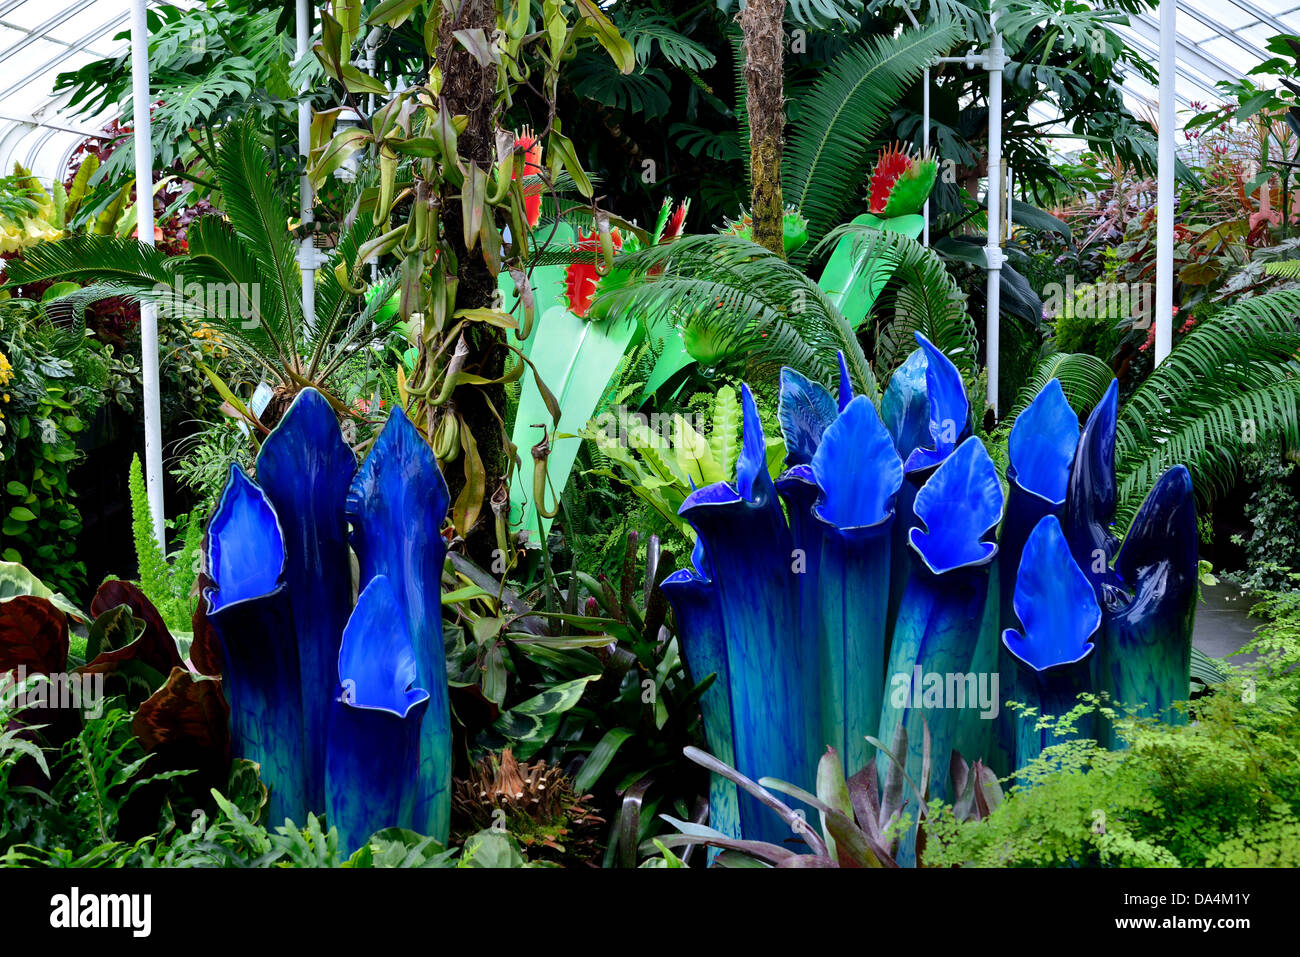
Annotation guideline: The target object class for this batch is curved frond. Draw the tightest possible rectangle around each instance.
[591,234,877,397]
[4,235,178,289]
[817,224,977,375]
[1115,290,1300,526]
[1005,351,1115,423]
[185,214,293,366]
[212,115,302,350]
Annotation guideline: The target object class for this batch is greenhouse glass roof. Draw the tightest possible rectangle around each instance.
[0,0,1297,185]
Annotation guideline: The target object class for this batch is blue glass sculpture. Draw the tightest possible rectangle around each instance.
[661,538,739,842]
[326,575,430,853]
[665,350,1199,863]
[204,389,451,851]
[1098,465,1198,746]
[994,379,1081,774]
[878,436,1003,811]
[1002,515,1101,771]
[207,466,307,824]
[809,395,903,773]
[255,389,356,812]
[676,385,818,845]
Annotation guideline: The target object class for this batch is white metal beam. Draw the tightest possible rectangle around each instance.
[129,0,165,547]
[1155,0,1176,366]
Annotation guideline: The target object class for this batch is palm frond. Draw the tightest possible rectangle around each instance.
[591,234,877,397]
[782,19,961,244]
[211,115,302,351]
[314,270,404,384]
[729,27,751,192]
[185,214,294,367]
[1263,259,1300,279]
[4,234,179,289]
[307,196,389,375]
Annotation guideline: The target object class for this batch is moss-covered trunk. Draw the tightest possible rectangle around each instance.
[742,0,786,257]
[436,0,507,566]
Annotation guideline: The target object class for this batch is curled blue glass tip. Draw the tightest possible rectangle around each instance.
[1064,377,1121,591]
[339,576,430,718]
[1008,378,1080,506]
[207,464,285,614]
[837,351,853,412]
[1115,465,1197,591]
[1002,515,1101,672]
[777,367,838,467]
[690,534,712,580]
[909,436,1004,574]
[882,347,930,462]
[683,382,772,512]
[903,333,970,474]
[811,395,903,529]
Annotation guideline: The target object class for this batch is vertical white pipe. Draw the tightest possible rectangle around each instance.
[1155,0,1176,365]
[985,25,1005,417]
[297,0,316,334]
[922,66,931,247]
[130,0,164,548]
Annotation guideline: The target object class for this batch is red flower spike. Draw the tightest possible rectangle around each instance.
[663,200,690,241]
[868,145,914,214]
[565,227,624,317]
[513,127,545,229]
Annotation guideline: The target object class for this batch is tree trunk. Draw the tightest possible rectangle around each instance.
[434,0,508,567]
[742,0,786,257]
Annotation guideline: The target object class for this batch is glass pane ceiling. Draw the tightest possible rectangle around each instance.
[1,0,1300,185]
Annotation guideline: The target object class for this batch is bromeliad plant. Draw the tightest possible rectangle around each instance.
[203,387,451,853]
[663,332,1201,858]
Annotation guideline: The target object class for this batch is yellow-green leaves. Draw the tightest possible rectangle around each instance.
[367,0,424,28]
[547,123,592,198]
[461,164,489,253]
[575,0,634,74]
[311,126,372,189]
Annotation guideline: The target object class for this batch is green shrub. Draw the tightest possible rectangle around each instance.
[923,593,1300,868]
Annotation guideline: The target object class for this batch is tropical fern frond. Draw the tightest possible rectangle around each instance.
[314,271,404,384]
[1114,290,1300,526]
[211,115,302,351]
[782,19,961,244]
[3,234,179,289]
[1005,351,1115,423]
[729,27,751,190]
[307,177,392,375]
[1117,377,1300,529]
[590,234,876,397]
[785,0,864,30]
[817,224,977,374]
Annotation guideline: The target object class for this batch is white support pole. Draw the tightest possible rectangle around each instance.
[1154,0,1176,365]
[129,0,164,549]
[297,0,317,334]
[922,65,931,247]
[985,24,1006,417]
